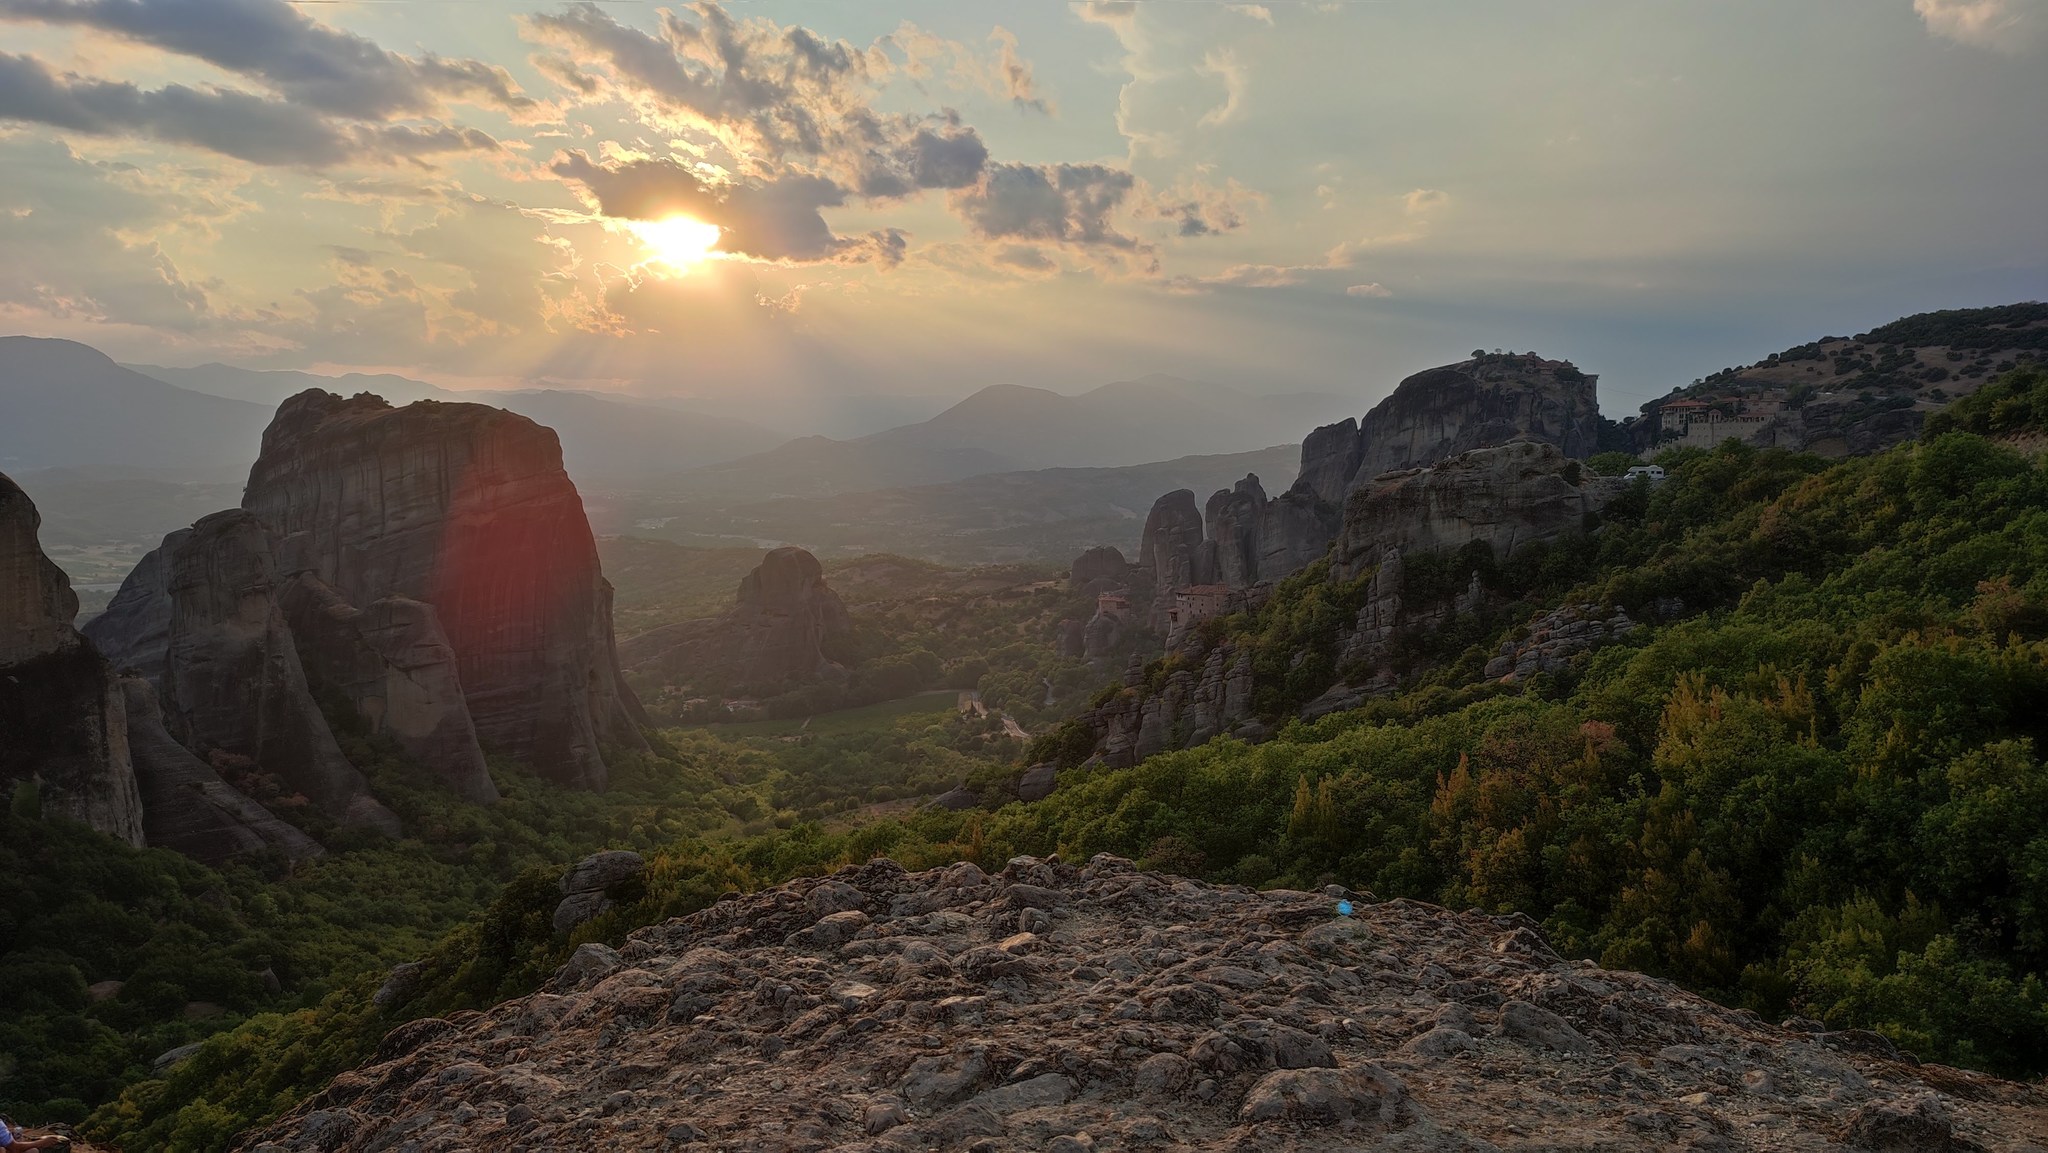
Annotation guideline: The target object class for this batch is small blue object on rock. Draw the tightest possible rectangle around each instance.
[1336,899,1354,917]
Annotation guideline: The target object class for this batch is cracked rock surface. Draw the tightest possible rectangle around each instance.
[243,855,2047,1152]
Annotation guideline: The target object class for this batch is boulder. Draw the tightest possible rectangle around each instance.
[243,389,646,791]
[1017,762,1057,802]
[0,472,144,845]
[554,849,645,933]
[562,849,645,895]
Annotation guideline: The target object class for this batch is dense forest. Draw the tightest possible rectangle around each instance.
[5,366,2045,1149]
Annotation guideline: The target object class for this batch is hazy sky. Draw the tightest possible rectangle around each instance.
[1,0,2043,414]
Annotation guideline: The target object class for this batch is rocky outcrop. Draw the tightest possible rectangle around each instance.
[1069,545,1132,589]
[119,678,323,863]
[0,472,145,845]
[1333,440,1621,580]
[1483,603,1638,681]
[618,547,853,692]
[160,511,398,833]
[1293,418,1365,508]
[1082,642,1257,768]
[1100,354,1602,613]
[1204,476,1267,589]
[281,574,498,805]
[1345,355,1599,487]
[1136,489,1212,627]
[243,854,2046,1153]
[553,849,646,935]
[243,389,645,791]
[1017,762,1057,802]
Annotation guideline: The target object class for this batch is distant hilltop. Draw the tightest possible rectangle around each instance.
[1628,301,2046,457]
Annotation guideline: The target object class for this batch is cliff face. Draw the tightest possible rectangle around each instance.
[1136,489,1212,620]
[1102,354,1603,613]
[162,511,399,833]
[619,546,854,691]
[1331,440,1621,581]
[0,472,145,845]
[1082,643,1258,767]
[244,855,2045,1152]
[281,574,499,805]
[243,390,645,791]
[119,677,324,863]
[1347,356,1600,487]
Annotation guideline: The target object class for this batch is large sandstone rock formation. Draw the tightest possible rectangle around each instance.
[619,546,853,691]
[242,390,646,791]
[0,472,144,844]
[1344,355,1600,486]
[160,511,399,833]
[1138,489,1213,590]
[1332,440,1621,580]
[1102,353,1603,608]
[243,855,2045,1152]
[89,517,399,842]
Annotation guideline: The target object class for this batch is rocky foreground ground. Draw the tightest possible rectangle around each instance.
[243,855,2046,1152]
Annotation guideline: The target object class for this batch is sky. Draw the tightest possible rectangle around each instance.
[0,0,2044,416]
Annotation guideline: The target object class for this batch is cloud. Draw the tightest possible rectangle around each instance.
[0,136,270,340]
[523,3,999,202]
[1196,49,1246,127]
[1073,0,1140,37]
[0,52,499,167]
[993,244,1057,274]
[952,162,1145,252]
[1345,282,1391,297]
[989,27,1051,114]
[0,0,534,118]
[1226,4,1274,24]
[1404,188,1449,214]
[551,149,902,266]
[1148,177,1262,237]
[1913,0,2045,53]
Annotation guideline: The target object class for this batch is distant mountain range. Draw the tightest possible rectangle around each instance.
[661,375,1351,499]
[0,337,273,480]
[130,361,788,484]
[4,334,1343,576]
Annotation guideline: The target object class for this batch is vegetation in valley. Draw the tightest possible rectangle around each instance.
[608,543,1133,730]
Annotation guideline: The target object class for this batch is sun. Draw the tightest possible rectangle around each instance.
[626,215,723,274]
